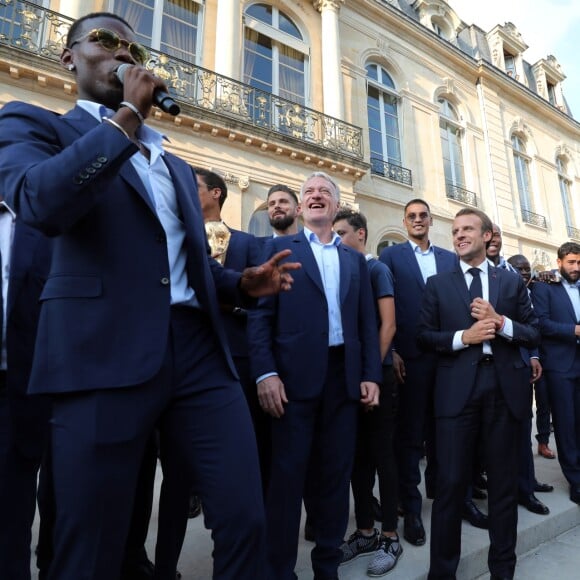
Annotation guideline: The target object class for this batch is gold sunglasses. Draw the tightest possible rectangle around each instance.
[69,28,149,65]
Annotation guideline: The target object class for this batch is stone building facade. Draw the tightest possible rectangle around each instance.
[0,0,578,268]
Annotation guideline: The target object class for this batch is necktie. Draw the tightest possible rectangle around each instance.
[468,267,482,301]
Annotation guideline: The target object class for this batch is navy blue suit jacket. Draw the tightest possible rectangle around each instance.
[221,228,262,358]
[531,280,579,373]
[0,102,241,395]
[379,241,456,359]
[248,232,382,401]
[4,220,52,455]
[418,266,540,420]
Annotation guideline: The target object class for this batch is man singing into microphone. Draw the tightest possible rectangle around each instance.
[0,12,299,580]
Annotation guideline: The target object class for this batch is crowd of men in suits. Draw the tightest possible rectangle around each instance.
[0,9,580,580]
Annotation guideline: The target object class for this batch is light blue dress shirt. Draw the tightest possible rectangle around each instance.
[78,100,199,308]
[408,240,437,283]
[303,226,344,347]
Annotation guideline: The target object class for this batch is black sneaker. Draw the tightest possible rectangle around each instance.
[367,535,403,577]
[340,529,379,564]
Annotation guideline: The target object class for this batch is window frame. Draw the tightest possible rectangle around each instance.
[366,63,402,167]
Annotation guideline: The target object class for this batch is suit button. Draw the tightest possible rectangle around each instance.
[160,277,170,286]
[86,167,97,174]
[96,156,108,164]
[73,176,83,185]
[92,161,103,169]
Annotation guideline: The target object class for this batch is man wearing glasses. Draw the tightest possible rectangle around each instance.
[0,11,299,580]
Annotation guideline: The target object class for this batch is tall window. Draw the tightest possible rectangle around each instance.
[439,98,465,189]
[558,157,575,227]
[512,135,533,212]
[243,4,307,105]
[111,0,201,62]
[504,53,516,77]
[367,64,401,167]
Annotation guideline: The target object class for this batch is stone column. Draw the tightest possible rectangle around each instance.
[313,0,345,120]
[215,0,241,79]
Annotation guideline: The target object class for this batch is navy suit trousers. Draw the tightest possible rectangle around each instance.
[545,355,580,488]
[47,307,266,580]
[266,347,358,580]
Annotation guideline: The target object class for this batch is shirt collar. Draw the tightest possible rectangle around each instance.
[408,239,433,254]
[460,259,489,275]
[303,226,341,247]
[0,201,15,218]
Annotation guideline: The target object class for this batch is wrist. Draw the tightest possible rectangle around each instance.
[119,100,145,124]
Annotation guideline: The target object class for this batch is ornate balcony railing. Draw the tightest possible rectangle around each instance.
[567,225,580,240]
[521,208,547,229]
[446,182,478,206]
[370,157,412,186]
[0,0,364,160]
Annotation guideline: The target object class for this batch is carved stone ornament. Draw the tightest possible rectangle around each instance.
[313,0,345,12]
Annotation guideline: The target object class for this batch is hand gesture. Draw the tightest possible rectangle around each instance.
[240,249,301,297]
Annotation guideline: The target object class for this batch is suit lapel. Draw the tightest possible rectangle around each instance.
[556,283,578,321]
[292,233,324,295]
[488,266,500,308]
[451,268,472,314]
[338,245,351,304]
[402,241,425,289]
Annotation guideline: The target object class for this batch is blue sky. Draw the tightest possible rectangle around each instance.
[448,0,580,121]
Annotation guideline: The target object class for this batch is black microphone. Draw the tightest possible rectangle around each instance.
[116,63,181,116]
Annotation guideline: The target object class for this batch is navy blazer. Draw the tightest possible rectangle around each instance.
[4,220,52,456]
[221,228,262,358]
[0,102,241,394]
[418,266,540,420]
[248,232,382,401]
[531,281,579,373]
[379,241,456,359]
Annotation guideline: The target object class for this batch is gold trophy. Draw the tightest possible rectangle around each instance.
[205,221,231,265]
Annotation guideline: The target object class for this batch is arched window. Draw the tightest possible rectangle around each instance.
[367,64,401,170]
[439,98,465,191]
[558,157,575,232]
[248,204,272,237]
[243,4,307,105]
[512,135,533,213]
[111,0,202,62]
[376,233,405,256]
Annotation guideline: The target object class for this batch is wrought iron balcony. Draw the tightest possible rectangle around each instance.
[370,157,412,186]
[0,0,364,160]
[445,182,477,206]
[567,225,580,240]
[521,208,547,229]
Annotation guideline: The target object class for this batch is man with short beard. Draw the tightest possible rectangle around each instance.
[531,242,580,505]
[266,184,300,236]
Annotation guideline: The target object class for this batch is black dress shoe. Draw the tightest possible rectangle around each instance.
[570,486,580,504]
[519,493,549,515]
[534,481,554,493]
[462,500,489,529]
[472,486,487,500]
[188,494,202,518]
[372,495,382,521]
[403,513,426,546]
